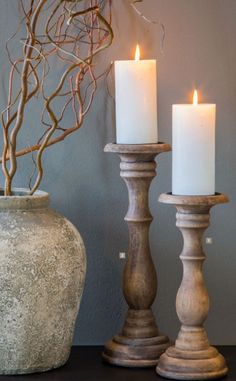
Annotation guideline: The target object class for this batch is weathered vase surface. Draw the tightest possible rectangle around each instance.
[0,189,86,374]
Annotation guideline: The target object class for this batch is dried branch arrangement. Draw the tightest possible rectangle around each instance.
[1,0,113,195]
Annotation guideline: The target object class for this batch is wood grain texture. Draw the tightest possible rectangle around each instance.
[103,144,171,367]
[157,193,228,380]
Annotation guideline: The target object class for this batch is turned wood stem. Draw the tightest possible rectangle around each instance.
[103,143,171,367]
[157,193,229,380]
[175,205,211,351]
[120,155,158,338]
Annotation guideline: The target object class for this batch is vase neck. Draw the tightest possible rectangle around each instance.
[0,188,49,210]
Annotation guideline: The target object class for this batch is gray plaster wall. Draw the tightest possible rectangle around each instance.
[0,0,235,345]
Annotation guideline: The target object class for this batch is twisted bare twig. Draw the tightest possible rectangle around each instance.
[131,0,165,52]
[1,0,113,195]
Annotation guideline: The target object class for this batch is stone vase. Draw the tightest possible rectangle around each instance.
[0,188,86,374]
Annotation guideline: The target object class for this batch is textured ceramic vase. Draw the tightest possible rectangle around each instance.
[0,189,86,374]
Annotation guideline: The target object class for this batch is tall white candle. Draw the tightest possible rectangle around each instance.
[115,45,158,144]
[172,90,216,195]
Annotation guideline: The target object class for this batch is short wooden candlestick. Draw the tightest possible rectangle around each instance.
[102,143,171,367]
[156,193,229,380]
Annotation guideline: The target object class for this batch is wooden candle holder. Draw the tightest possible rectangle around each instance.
[102,143,171,367]
[157,193,229,380]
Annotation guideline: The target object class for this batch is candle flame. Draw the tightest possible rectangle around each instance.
[135,44,140,61]
[193,89,198,106]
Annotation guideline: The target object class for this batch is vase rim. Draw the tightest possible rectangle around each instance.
[0,188,49,210]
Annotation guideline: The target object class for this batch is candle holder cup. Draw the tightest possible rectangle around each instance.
[102,143,171,367]
[156,192,229,380]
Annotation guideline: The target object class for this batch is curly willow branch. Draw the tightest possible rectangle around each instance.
[1,0,113,195]
[131,0,165,53]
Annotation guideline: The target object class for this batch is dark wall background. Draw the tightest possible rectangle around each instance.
[0,0,235,345]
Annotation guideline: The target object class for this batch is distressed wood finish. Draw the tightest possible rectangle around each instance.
[102,143,171,367]
[157,193,229,380]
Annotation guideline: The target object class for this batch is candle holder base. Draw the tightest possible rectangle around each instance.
[103,309,170,367]
[103,334,170,368]
[157,345,228,380]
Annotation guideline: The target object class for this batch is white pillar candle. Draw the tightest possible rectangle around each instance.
[172,90,216,195]
[115,45,158,144]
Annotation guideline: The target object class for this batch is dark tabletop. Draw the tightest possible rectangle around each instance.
[1,346,234,381]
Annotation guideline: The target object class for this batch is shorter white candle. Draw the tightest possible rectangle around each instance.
[115,45,158,144]
[172,90,216,195]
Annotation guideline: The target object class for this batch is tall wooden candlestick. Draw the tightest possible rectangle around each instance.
[157,193,229,380]
[102,143,171,367]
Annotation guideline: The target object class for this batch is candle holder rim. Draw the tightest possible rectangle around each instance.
[104,142,171,154]
[158,192,229,206]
